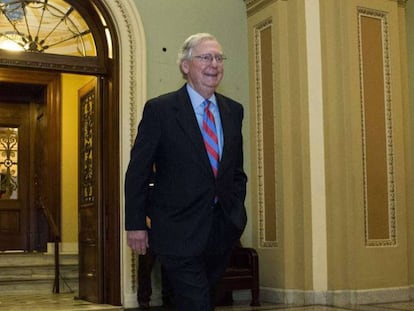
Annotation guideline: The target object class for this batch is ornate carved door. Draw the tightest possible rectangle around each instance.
[78,77,103,303]
[0,102,30,250]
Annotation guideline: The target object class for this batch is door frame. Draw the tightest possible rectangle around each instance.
[0,0,146,307]
[0,1,121,304]
[0,69,61,252]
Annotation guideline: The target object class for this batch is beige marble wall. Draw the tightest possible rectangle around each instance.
[246,0,312,294]
[245,0,411,306]
[321,0,409,291]
[404,0,414,292]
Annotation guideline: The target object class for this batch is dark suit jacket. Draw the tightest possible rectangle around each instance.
[125,85,247,256]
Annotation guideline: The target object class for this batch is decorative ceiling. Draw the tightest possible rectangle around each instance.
[0,0,96,56]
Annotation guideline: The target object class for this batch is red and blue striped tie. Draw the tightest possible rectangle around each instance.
[202,100,219,177]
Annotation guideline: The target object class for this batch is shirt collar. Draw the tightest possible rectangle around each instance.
[186,83,217,107]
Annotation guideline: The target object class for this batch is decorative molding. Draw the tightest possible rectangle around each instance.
[254,18,278,248]
[244,0,283,16]
[357,7,396,247]
[0,52,104,73]
[110,0,138,293]
[111,0,141,146]
[398,0,408,8]
[79,88,96,204]
[258,286,411,307]
[101,0,146,303]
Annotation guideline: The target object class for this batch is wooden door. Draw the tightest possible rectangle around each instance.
[78,77,103,303]
[0,73,61,253]
[33,102,52,252]
[0,102,30,251]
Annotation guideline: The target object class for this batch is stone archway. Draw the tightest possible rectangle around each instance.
[99,0,146,308]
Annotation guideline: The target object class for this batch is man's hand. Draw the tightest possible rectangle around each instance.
[127,230,149,255]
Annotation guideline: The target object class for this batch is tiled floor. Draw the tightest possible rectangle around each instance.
[125,300,414,310]
[2,294,414,311]
[0,293,122,311]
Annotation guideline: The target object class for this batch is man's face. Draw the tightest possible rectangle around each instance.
[181,39,224,99]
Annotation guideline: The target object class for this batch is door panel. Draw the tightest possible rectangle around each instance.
[33,103,51,251]
[78,77,103,303]
[0,72,61,253]
[0,102,30,250]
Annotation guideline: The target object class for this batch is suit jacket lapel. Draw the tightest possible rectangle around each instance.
[173,86,213,176]
[216,94,234,179]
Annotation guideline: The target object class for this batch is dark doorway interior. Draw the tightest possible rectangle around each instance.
[0,81,53,252]
[0,0,122,302]
[0,82,45,103]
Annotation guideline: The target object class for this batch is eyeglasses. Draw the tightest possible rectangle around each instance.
[192,54,227,64]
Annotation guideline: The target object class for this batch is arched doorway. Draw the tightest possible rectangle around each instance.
[0,0,146,306]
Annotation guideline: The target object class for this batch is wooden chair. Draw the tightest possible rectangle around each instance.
[215,245,260,306]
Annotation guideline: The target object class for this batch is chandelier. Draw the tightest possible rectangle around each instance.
[0,0,95,56]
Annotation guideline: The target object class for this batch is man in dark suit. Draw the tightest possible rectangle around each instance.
[125,33,247,311]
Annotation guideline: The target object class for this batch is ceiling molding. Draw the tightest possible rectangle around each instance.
[244,0,408,12]
[244,0,284,16]
[398,0,408,8]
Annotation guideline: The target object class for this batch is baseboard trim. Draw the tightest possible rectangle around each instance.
[123,293,138,309]
[233,286,413,306]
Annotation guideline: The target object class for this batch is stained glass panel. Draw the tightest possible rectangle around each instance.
[0,127,18,200]
[80,89,95,203]
[0,0,96,56]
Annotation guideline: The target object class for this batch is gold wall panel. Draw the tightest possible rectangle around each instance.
[358,8,396,246]
[255,18,278,247]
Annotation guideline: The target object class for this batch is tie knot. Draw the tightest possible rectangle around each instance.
[203,99,211,109]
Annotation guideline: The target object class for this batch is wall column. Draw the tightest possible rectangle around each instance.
[304,0,328,294]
